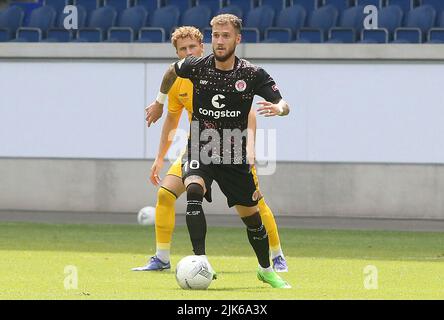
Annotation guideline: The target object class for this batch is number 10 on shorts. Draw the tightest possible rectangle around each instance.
[183,160,200,173]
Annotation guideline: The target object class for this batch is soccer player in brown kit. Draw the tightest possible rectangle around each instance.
[135,26,288,274]
[150,14,291,288]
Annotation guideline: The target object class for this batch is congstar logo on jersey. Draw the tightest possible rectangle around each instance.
[198,94,241,119]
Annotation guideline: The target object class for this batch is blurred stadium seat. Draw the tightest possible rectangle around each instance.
[244,5,275,39]
[226,0,257,16]
[260,0,287,14]
[327,27,356,42]
[241,27,260,42]
[360,28,389,43]
[0,0,439,44]
[378,5,403,40]
[135,0,158,22]
[14,27,42,42]
[76,28,103,42]
[264,5,306,41]
[439,11,444,27]
[403,5,436,41]
[338,5,366,40]
[0,5,24,39]
[26,5,57,37]
[105,0,131,14]
[77,6,117,41]
[216,4,243,18]
[322,0,353,12]
[295,28,323,42]
[427,28,444,43]
[203,27,211,42]
[44,0,69,14]
[164,0,194,12]
[149,5,180,39]
[197,0,223,15]
[8,0,41,25]
[74,0,100,21]
[293,0,318,13]
[116,6,147,34]
[386,0,413,14]
[420,0,444,15]
[89,6,117,32]
[275,4,306,33]
[181,5,212,31]
[264,28,292,42]
[45,28,73,42]
[304,4,338,38]
[0,28,11,42]
[137,27,165,42]
[355,0,382,7]
[107,27,134,42]
[393,27,422,42]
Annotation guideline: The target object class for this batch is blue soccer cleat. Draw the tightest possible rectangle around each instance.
[272,255,288,273]
[131,256,171,271]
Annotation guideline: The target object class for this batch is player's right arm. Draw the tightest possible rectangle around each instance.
[150,78,185,186]
[146,56,203,127]
[150,110,182,186]
[145,64,178,127]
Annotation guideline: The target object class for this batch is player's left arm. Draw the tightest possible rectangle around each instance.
[257,98,290,117]
[254,67,290,117]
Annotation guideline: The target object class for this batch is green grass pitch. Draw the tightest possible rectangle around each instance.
[0,221,444,300]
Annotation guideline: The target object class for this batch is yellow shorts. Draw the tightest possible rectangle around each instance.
[166,155,183,178]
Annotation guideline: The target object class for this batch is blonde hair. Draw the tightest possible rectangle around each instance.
[210,14,242,34]
[171,26,203,49]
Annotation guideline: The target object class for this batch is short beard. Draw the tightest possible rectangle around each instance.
[213,47,235,62]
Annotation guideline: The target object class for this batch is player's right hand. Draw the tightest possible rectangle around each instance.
[145,101,164,127]
[150,158,164,186]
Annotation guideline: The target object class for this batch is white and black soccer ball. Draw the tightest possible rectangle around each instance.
[175,255,213,290]
[137,206,155,226]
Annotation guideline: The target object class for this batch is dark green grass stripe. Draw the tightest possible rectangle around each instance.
[1,222,444,262]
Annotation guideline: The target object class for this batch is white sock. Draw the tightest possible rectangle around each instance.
[259,265,273,273]
[270,247,284,260]
[155,249,170,264]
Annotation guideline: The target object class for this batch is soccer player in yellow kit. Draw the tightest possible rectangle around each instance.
[133,26,288,273]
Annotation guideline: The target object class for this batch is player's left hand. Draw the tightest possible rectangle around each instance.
[145,101,164,127]
[150,158,164,186]
[256,101,281,117]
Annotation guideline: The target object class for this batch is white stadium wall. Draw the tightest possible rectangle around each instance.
[1,43,444,219]
[1,59,444,163]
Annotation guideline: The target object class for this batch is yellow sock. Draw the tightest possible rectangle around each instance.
[155,187,176,256]
[258,197,282,255]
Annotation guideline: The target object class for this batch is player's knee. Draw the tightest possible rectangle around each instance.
[241,211,262,229]
[186,183,204,198]
[157,187,176,206]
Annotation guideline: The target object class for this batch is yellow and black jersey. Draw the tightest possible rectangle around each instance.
[167,77,193,122]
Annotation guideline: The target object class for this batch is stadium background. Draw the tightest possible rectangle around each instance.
[1,0,444,222]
